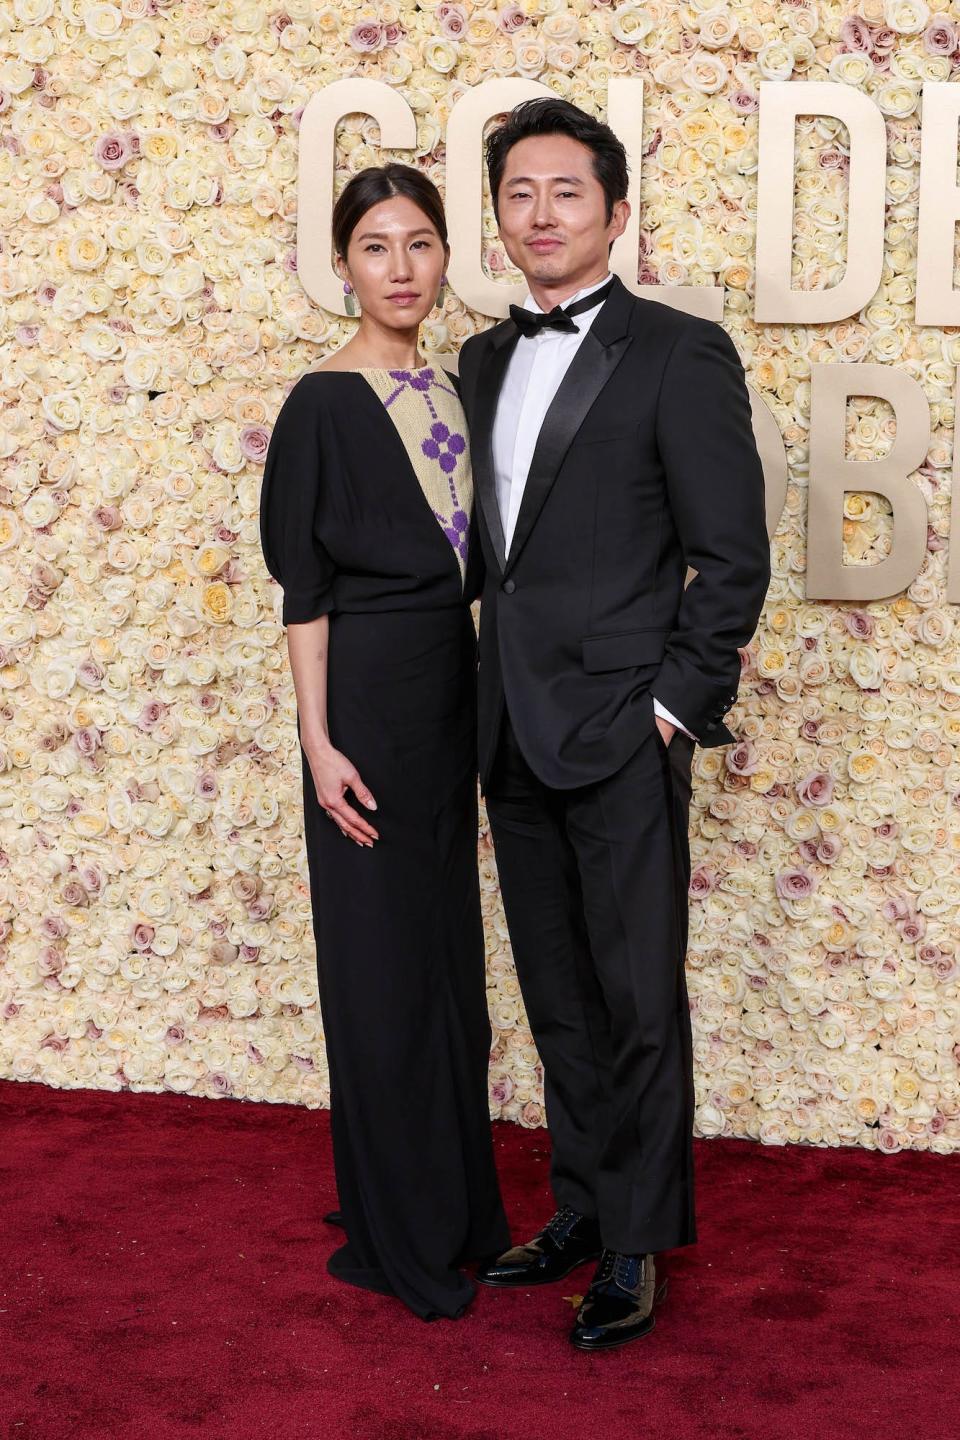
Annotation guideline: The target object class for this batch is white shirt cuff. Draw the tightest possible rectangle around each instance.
[653,698,697,742]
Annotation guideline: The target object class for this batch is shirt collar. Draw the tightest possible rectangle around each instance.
[523,271,614,317]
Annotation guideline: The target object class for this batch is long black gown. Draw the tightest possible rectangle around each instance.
[258,363,510,1320]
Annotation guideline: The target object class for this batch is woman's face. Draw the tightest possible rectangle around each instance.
[338,194,448,329]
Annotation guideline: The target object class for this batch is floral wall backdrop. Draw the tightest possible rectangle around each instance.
[1,0,959,1155]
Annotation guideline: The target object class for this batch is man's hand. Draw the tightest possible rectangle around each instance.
[654,715,676,748]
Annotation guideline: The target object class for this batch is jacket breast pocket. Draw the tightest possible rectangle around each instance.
[581,627,669,673]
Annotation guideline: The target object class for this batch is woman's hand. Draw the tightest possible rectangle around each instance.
[303,739,379,846]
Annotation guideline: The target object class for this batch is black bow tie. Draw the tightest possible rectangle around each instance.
[508,277,616,339]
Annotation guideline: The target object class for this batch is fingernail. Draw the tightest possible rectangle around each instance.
[365,800,378,811]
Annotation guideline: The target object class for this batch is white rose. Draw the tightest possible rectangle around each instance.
[757,40,794,80]
[699,7,737,48]
[610,5,656,45]
[848,644,883,690]
[42,391,82,431]
[84,3,123,39]
[681,51,728,94]
[884,0,928,33]
[123,350,161,390]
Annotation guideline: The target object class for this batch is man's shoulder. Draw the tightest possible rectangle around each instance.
[460,317,512,358]
[627,292,719,339]
[625,293,740,363]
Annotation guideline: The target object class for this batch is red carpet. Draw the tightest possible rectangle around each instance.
[2,1080,957,1440]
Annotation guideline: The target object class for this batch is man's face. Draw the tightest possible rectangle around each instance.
[494,132,628,291]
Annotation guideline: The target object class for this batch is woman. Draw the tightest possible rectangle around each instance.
[258,163,510,1321]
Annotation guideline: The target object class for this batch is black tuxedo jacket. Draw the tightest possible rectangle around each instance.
[457,274,771,792]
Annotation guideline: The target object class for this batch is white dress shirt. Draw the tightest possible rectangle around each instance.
[491,272,694,741]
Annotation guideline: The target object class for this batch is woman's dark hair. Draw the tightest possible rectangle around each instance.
[331,162,448,259]
[485,98,628,224]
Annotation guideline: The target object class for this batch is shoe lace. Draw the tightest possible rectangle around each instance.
[595,1248,645,1291]
[594,1247,618,1285]
[542,1205,581,1243]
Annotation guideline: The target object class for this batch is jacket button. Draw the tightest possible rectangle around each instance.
[502,579,516,594]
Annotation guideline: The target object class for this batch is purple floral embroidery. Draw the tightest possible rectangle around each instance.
[381,368,470,567]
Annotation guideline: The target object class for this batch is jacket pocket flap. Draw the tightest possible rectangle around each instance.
[581,628,670,672]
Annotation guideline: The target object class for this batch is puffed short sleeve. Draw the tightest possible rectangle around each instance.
[258,375,337,626]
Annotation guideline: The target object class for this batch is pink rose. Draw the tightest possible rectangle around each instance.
[922,20,957,55]
[796,770,835,807]
[689,864,718,898]
[60,879,88,909]
[839,16,873,53]
[196,770,218,798]
[76,661,104,691]
[348,21,386,51]
[898,914,926,944]
[79,865,103,894]
[247,893,273,921]
[498,4,527,34]
[730,90,759,114]
[92,505,122,531]
[725,740,759,776]
[490,1076,514,1105]
[843,609,875,639]
[38,947,65,976]
[94,133,133,170]
[775,868,816,900]
[438,4,467,38]
[137,699,166,731]
[240,424,270,463]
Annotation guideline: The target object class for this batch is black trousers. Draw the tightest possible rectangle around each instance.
[485,704,697,1255]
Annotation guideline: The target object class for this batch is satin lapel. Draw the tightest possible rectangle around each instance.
[469,326,519,575]
[505,319,633,576]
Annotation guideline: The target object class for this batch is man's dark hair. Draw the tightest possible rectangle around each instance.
[485,97,629,224]
[332,162,448,260]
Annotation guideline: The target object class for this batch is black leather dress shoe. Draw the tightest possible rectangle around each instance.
[475,1206,601,1287]
[570,1250,667,1351]
[323,1209,344,1227]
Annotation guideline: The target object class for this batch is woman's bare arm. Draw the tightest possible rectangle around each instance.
[286,617,379,846]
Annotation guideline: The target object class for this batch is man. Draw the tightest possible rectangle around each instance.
[457,98,771,1350]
